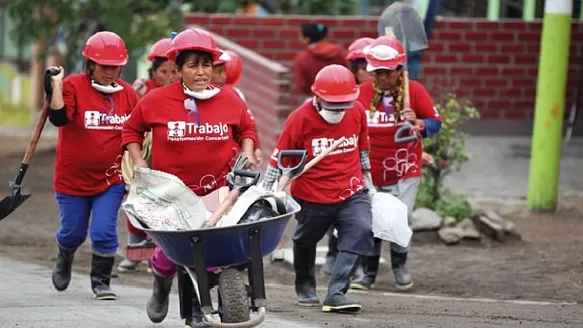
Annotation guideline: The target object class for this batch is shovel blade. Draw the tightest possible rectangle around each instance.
[0,193,30,222]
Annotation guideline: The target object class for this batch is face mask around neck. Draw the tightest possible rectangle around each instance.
[91,80,124,94]
[182,83,220,100]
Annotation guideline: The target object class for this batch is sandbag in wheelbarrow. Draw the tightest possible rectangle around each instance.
[126,195,301,269]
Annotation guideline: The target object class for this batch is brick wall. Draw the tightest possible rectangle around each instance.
[186,14,583,123]
[199,29,290,164]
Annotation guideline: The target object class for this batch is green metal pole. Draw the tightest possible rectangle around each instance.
[580,1,583,20]
[487,0,501,20]
[527,0,573,211]
[523,0,537,20]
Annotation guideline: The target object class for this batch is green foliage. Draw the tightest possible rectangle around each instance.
[416,93,480,221]
[6,0,182,71]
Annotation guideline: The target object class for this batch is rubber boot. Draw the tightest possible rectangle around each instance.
[90,254,117,300]
[321,233,338,275]
[118,232,146,272]
[185,293,211,328]
[391,250,413,291]
[293,244,320,306]
[52,246,75,291]
[322,251,361,313]
[147,273,174,323]
[350,255,380,290]
[350,240,381,290]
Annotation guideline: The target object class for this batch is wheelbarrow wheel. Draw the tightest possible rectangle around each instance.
[218,268,250,323]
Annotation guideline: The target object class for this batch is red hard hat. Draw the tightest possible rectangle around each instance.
[166,28,222,63]
[82,31,128,66]
[365,35,406,72]
[346,37,374,61]
[147,38,172,61]
[224,50,243,86]
[212,48,231,66]
[311,64,359,103]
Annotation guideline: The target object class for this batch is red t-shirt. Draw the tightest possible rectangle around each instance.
[222,85,261,150]
[269,101,370,204]
[358,79,440,186]
[54,73,138,196]
[122,82,258,196]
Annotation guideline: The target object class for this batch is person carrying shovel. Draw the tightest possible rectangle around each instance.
[121,28,259,327]
[349,35,441,292]
[46,31,138,300]
[261,64,374,314]
[117,37,178,274]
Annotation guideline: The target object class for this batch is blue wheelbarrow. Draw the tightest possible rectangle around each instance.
[127,194,301,328]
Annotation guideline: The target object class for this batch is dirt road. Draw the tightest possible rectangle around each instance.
[0,139,581,327]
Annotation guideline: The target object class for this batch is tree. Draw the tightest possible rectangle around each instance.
[6,0,183,72]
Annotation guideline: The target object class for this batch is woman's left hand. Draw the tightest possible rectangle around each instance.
[244,151,259,171]
[401,108,417,122]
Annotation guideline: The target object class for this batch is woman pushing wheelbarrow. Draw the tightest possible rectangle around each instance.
[121,28,260,327]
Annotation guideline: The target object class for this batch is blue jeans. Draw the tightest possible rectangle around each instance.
[55,183,125,256]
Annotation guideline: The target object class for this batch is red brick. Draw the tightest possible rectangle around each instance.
[514,78,536,87]
[487,55,511,64]
[262,40,287,49]
[278,28,298,39]
[223,27,254,38]
[499,67,526,77]
[476,67,499,76]
[427,42,446,52]
[458,78,482,87]
[253,29,277,38]
[238,40,260,49]
[513,100,535,110]
[483,78,509,88]
[528,22,543,32]
[461,54,485,64]
[514,55,538,65]
[449,43,472,52]
[260,17,289,26]
[232,16,263,26]
[184,15,210,26]
[435,31,464,41]
[474,43,497,52]
[478,110,501,119]
[520,32,541,42]
[488,99,512,109]
[525,44,541,53]
[451,66,475,75]
[434,54,458,63]
[499,44,524,53]
[465,32,488,41]
[338,19,368,28]
[473,88,496,97]
[422,66,447,75]
[491,32,516,42]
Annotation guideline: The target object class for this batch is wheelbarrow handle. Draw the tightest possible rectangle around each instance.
[394,121,419,144]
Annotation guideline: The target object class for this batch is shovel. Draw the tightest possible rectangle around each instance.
[0,67,61,222]
[205,169,261,227]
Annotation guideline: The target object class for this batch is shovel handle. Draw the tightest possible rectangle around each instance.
[205,189,241,228]
[14,68,60,186]
[276,150,308,192]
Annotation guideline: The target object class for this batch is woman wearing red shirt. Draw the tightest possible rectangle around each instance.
[349,35,441,292]
[47,31,138,300]
[261,64,374,314]
[117,37,178,273]
[122,28,258,327]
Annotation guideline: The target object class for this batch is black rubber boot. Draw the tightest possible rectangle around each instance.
[185,294,211,328]
[391,250,413,291]
[90,254,117,300]
[147,273,174,323]
[350,240,382,290]
[322,251,361,313]
[293,244,320,306]
[52,246,75,292]
[322,232,338,275]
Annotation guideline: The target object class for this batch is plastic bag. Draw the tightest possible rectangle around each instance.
[371,192,412,248]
